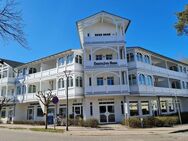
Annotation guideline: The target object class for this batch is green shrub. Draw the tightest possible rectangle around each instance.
[83,118,99,128]
[143,117,155,128]
[13,120,45,125]
[125,117,141,128]
[155,116,178,127]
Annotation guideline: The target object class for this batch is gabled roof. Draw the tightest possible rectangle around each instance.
[0,58,24,67]
[127,46,188,66]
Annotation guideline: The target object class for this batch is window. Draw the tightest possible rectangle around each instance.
[139,74,145,85]
[107,77,114,85]
[129,74,137,85]
[58,78,64,89]
[1,110,6,118]
[58,57,65,66]
[141,101,150,115]
[183,67,186,73]
[146,75,153,86]
[103,33,111,36]
[75,55,82,64]
[136,53,143,62]
[160,101,167,113]
[76,76,82,87]
[179,66,183,72]
[127,53,134,62]
[129,101,139,116]
[22,85,26,94]
[121,101,124,115]
[28,85,36,93]
[23,68,27,75]
[59,107,66,118]
[144,55,150,64]
[90,102,93,116]
[182,81,186,89]
[106,54,112,60]
[2,71,7,78]
[168,101,175,112]
[68,76,73,87]
[89,54,91,60]
[16,86,21,95]
[186,82,188,89]
[89,77,92,86]
[97,77,103,86]
[37,107,43,117]
[66,54,74,64]
[95,33,102,36]
[29,68,37,74]
[87,33,90,37]
[96,55,102,60]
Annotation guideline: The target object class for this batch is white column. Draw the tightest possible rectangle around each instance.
[6,85,8,97]
[117,46,120,60]
[119,71,122,93]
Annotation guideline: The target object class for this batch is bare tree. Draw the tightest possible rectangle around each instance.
[0,97,10,118]
[36,89,56,129]
[0,0,27,48]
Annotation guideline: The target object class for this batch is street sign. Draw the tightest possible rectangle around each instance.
[52,96,59,104]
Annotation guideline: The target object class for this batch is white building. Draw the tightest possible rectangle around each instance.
[0,11,188,124]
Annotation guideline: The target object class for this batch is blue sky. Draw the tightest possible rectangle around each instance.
[0,0,187,63]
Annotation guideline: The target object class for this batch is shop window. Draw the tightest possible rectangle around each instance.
[129,101,139,116]
[141,101,150,115]
[37,107,43,117]
[160,101,167,113]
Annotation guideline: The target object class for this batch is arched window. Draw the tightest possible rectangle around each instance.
[136,53,143,62]
[58,57,65,66]
[29,68,37,74]
[66,54,74,64]
[139,74,145,85]
[144,55,150,64]
[68,76,73,87]
[22,85,26,94]
[76,76,83,87]
[58,78,64,89]
[146,75,153,86]
[127,53,134,62]
[75,55,82,64]
[28,85,36,93]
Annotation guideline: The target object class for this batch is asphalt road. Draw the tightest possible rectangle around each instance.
[0,128,187,141]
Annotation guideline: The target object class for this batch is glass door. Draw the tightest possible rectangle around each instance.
[27,108,34,120]
[99,103,115,123]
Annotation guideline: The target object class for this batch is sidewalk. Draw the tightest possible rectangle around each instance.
[0,123,188,136]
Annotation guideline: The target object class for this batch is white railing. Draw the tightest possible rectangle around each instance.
[85,59,126,68]
[0,77,15,84]
[84,36,125,43]
[136,62,188,78]
[138,85,188,97]
[85,85,129,95]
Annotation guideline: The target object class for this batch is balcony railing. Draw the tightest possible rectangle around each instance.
[0,77,15,84]
[84,36,125,44]
[135,85,188,97]
[135,62,188,78]
[85,85,129,95]
[85,59,127,68]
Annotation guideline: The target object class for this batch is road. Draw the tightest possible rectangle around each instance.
[0,128,188,141]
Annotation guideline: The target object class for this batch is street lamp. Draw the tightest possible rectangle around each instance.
[63,70,71,131]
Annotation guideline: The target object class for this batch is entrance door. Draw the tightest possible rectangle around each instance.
[27,108,34,120]
[8,110,13,121]
[99,103,115,123]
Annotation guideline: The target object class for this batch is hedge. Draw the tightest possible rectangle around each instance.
[13,120,45,125]
[123,116,178,128]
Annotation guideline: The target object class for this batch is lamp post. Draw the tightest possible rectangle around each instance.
[63,70,71,131]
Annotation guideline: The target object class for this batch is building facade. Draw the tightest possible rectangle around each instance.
[0,11,188,124]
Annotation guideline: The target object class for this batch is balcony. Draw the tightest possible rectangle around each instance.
[0,77,15,84]
[85,85,129,96]
[132,85,188,97]
[84,36,125,44]
[85,59,127,68]
[134,61,188,79]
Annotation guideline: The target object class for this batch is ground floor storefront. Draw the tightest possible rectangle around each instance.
[1,96,188,124]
